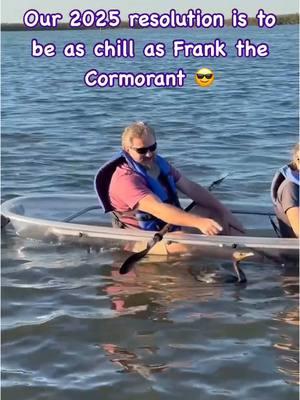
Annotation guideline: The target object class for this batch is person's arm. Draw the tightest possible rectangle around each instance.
[281,182,299,238]
[286,207,299,237]
[176,175,245,233]
[137,194,223,235]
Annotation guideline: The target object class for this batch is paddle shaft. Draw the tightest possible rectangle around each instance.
[119,200,198,274]
[145,200,197,248]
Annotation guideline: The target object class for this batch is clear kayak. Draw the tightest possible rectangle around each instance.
[1,194,299,263]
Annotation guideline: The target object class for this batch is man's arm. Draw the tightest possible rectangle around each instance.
[286,207,299,237]
[281,182,299,238]
[137,194,223,236]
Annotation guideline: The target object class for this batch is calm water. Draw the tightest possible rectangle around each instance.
[1,26,299,399]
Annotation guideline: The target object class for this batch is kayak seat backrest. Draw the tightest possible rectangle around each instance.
[270,171,285,204]
[94,157,125,213]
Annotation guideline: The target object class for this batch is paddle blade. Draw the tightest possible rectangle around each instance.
[208,172,230,192]
[119,246,150,274]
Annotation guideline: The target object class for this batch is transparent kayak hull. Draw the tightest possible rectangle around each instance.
[2,194,299,262]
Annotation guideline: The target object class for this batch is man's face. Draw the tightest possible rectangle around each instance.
[126,134,157,168]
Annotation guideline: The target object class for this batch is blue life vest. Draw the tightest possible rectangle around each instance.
[271,164,299,204]
[94,151,181,231]
[271,164,299,238]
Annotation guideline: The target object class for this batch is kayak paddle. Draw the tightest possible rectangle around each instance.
[119,173,229,275]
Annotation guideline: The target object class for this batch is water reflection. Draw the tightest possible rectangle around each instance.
[100,255,299,387]
[273,268,299,386]
[101,258,227,320]
[101,343,168,381]
[99,257,242,380]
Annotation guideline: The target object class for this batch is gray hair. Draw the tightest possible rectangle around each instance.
[121,121,156,149]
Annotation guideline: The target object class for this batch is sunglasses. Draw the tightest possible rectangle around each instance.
[131,142,157,155]
[197,74,213,80]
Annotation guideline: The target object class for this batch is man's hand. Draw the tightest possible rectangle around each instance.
[195,218,223,235]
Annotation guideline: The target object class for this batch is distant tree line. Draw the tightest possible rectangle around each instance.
[275,13,300,24]
[2,13,299,31]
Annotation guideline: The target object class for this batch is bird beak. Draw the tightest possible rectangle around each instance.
[232,251,255,262]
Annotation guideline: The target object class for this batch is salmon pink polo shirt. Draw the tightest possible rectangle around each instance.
[109,161,181,228]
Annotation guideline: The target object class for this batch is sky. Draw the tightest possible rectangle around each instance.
[1,0,299,23]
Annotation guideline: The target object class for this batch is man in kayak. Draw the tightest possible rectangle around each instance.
[271,143,299,238]
[95,121,244,237]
